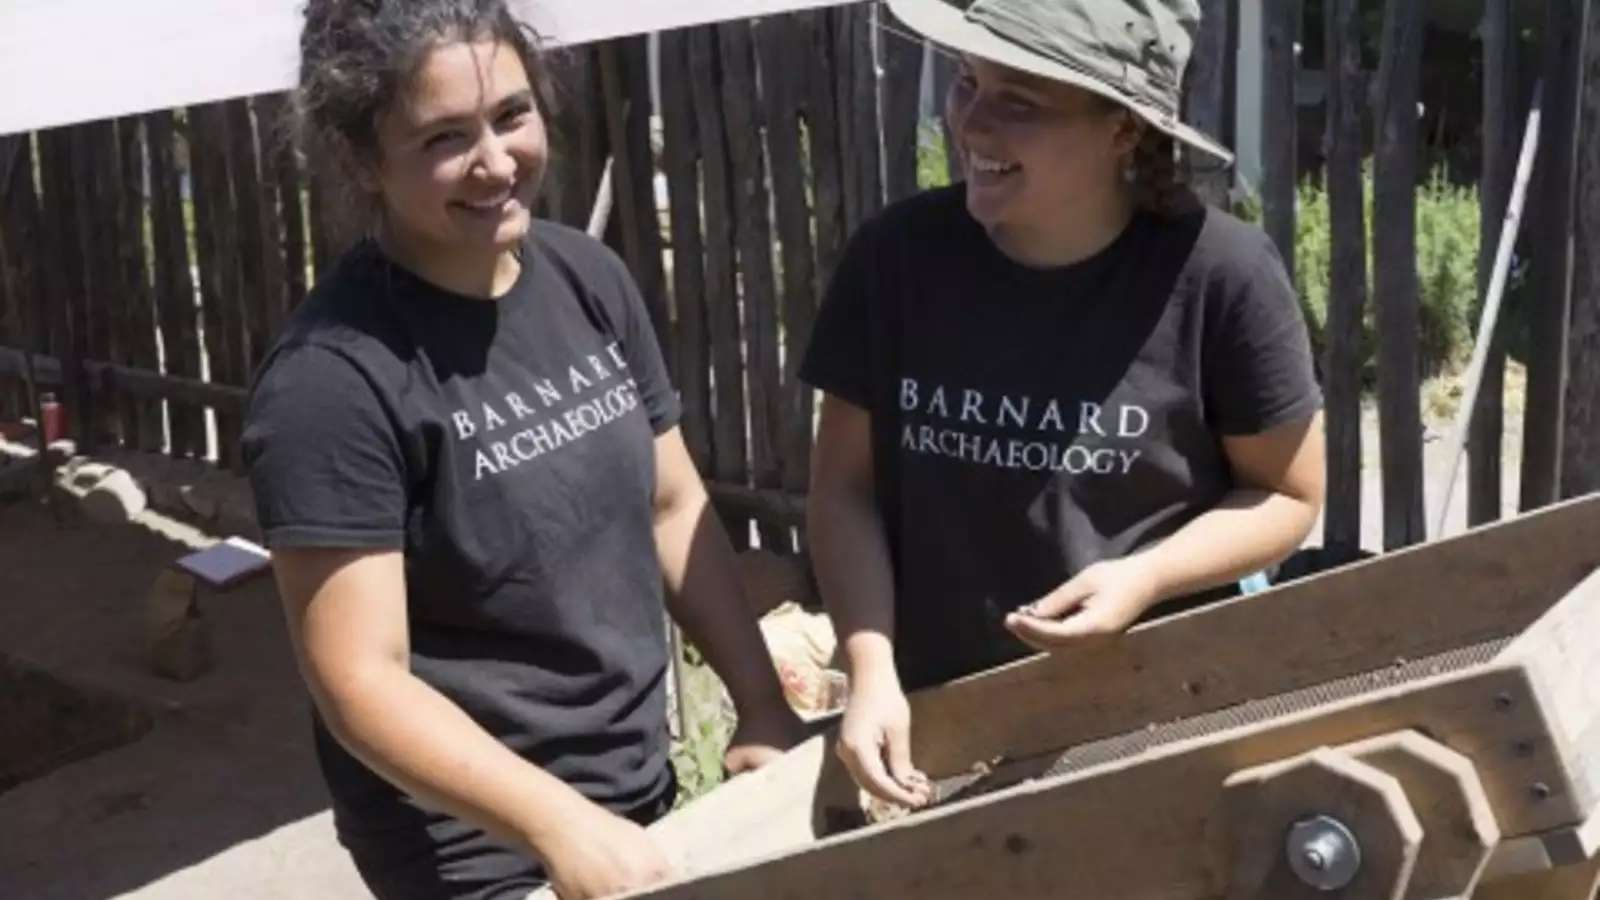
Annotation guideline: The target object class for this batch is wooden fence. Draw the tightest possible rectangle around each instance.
[0,0,1594,556]
[0,5,922,552]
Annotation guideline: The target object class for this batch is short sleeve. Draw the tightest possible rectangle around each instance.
[242,345,408,549]
[1203,239,1324,435]
[799,222,876,408]
[600,249,682,435]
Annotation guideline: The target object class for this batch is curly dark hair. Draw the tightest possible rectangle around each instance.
[1126,128,1202,218]
[294,0,551,222]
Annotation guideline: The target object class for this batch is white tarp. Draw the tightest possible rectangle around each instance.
[0,0,858,136]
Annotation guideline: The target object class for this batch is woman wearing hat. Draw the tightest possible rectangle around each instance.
[801,0,1326,805]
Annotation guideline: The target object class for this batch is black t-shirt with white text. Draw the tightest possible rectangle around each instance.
[800,186,1321,689]
[243,222,681,895]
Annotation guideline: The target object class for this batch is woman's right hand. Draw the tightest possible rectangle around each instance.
[835,676,932,808]
[543,806,676,900]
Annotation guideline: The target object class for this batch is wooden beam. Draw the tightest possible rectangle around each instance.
[635,661,1575,900]
[632,497,1600,895]
[1470,0,1521,528]
[0,347,246,413]
[1259,0,1298,284]
[1321,0,1367,551]
[0,0,863,136]
[1373,0,1427,548]
[1523,0,1590,509]
[1558,8,1600,499]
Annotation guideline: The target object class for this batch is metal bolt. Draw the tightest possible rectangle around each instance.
[1531,782,1553,801]
[1287,816,1362,891]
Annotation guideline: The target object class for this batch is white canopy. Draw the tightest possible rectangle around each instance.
[0,0,857,136]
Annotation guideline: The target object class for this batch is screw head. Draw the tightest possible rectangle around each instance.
[1531,782,1553,801]
[1494,692,1516,710]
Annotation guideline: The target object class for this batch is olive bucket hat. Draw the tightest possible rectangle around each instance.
[887,0,1234,164]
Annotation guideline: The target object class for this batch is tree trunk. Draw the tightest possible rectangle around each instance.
[1321,0,1366,550]
[1372,0,1426,549]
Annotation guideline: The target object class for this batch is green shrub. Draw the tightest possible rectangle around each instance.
[1294,166,1486,381]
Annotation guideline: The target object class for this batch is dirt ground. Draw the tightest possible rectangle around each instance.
[0,498,367,900]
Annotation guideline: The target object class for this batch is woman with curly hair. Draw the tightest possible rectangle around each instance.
[243,2,802,897]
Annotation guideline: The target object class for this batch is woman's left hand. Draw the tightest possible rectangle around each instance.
[723,704,808,775]
[1004,558,1161,651]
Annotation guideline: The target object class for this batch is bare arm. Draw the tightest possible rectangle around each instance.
[651,427,803,769]
[272,548,671,898]
[806,395,898,689]
[807,394,930,806]
[1008,413,1326,647]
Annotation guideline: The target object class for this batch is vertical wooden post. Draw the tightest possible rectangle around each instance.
[1373,0,1427,549]
[659,28,713,470]
[0,136,36,421]
[878,9,922,206]
[1522,0,1587,510]
[807,12,848,281]
[1322,0,1367,551]
[1185,0,1232,207]
[145,110,204,457]
[1470,0,1520,526]
[758,14,822,505]
[1559,6,1600,499]
[689,25,751,549]
[1260,0,1299,284]
[116,118,164,452]
[187,102,244,466]
[719,21,785,548]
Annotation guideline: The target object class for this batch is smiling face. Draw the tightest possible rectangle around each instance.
[362,39,548,281]
[946,54,1139,240]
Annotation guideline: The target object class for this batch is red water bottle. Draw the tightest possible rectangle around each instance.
[40,392,64,444]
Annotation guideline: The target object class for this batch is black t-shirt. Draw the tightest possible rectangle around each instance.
[800,186,1321,689]
[242,222,681,894]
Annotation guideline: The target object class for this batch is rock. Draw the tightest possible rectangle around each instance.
[81,469,149,524]
[146,569,213,682]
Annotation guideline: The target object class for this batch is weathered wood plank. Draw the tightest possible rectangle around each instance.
[688,25,751,548]
[1260,0,1298,284]
[757,15,821,497]
[80,121,124,446]
[261,94,309,313]
[805,11,848,282]
[631,499,1600,897]
[227,98,286,372]
[39,127,91,446]
[1558,7,1600,499]
[1373,0,1426,548]
[1321,0,1366,550]
[658,29,713,470]
[0,347,246,412]
[1470,0,1520,527]
[1523,0,1588,509]
[849,6,882,224]
[636,664,1572,900]
[1184,0,1231,206]
[878,11,922,205]
[598,38,672,369]
[187,102,244,466]
[115,117,164,452]
[719,21,784,549]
